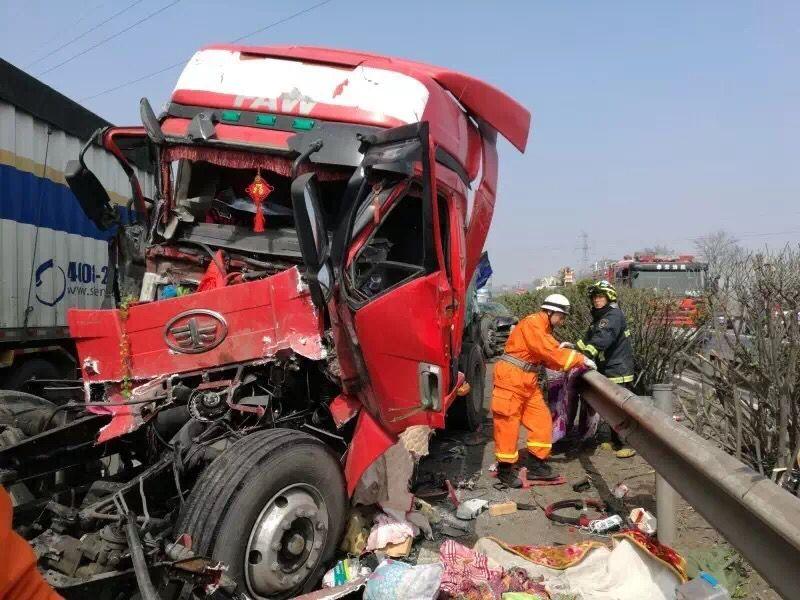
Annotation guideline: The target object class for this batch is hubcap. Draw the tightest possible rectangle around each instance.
[245,485,328,597]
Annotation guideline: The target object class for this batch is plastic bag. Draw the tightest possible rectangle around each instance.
[364,559,443,600]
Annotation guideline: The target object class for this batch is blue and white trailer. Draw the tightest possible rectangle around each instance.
[0,58,154,388]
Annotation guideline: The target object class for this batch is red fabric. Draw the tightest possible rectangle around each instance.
[162,144,349,181]
[196,250,227,292]
[613,530,688,582]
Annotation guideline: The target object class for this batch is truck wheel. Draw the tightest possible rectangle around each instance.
[479,316,495,358]
[2,358,61,392]
[176,429,347,599]
[449,343,486,431]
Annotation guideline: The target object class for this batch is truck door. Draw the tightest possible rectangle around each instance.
[341,123,456,433]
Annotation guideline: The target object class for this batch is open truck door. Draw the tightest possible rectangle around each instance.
[66,100,162,231]
[292,122,458,434]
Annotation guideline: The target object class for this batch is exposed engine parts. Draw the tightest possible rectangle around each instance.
[188,389,229,422]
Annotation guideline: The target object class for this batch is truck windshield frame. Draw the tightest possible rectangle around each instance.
[631,269,706,296]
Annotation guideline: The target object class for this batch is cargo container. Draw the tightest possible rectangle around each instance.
[0,58,155,388]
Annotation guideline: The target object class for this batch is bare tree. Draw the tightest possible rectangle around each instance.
[683,244,800,475]
[636,245,674,256]
[694,230,742,281]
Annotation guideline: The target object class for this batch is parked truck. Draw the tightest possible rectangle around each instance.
[607,254,708,326]
[0,46,529,598]
[0,59,155,390]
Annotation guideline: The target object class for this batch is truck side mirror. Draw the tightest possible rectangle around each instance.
[291,173,332,307]
[65,135,117,231]
[140,97,165,144]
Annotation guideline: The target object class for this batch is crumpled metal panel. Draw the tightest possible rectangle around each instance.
[68,267,323,442]
[69,267,323,383]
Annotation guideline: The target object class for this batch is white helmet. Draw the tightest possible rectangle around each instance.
[541,293,571,315]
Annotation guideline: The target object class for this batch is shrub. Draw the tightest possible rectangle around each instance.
[497,287,705,396]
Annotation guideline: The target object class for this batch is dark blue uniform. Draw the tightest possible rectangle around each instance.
[578,303,634,384]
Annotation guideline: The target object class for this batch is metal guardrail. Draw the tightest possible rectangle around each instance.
[579,370,800,600]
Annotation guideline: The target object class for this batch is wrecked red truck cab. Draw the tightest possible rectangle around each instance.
[2,46,529,598]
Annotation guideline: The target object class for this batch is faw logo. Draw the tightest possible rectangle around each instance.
[233,88,318,116]
[164,310,228,354]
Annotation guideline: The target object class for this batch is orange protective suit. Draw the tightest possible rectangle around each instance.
[0,487,62,600]
[492,311,584,462]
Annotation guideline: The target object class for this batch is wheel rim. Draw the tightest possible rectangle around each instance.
[244,484,329,598]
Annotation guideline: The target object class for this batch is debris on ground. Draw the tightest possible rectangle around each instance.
[363,559,443,599]
[457,498,490,520]
[296,576,369,600]
[630,507,658,535]
[365,511,419,553]
[684,547,747,597]
[572,476,592,492]
[322,558,372,588]
[489,500,518,517]
[340,508,372,555]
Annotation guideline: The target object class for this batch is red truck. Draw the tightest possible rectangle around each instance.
[0,46,529,598]
[607,254,708,326]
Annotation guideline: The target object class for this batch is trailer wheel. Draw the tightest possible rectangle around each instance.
[2,358,61,392]
[176,429,347,599]
[448,343,486,431]
[0,390,57,440]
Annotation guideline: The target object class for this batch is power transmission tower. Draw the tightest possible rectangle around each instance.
[577,231,589,275]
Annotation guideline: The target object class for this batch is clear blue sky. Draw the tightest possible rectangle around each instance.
[2,0,798,284]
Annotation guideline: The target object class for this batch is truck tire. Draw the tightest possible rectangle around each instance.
[2,358,61,392]
[448,343,486,431]
[479,316,496,358]
[175,429,347,599]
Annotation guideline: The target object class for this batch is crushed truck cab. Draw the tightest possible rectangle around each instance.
[0,45,529,599]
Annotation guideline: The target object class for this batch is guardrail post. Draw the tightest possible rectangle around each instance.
[651,383,678,546]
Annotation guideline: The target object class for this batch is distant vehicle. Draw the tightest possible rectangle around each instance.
[607,254,708,326]
[477,299,518,357]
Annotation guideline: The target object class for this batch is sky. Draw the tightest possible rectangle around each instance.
[2,0,798,285]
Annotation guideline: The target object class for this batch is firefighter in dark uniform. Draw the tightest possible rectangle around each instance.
[577,280,637,458]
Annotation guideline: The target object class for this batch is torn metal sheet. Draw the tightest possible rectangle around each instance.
[293,576,368,600]
[68,267,324,383]
[329,394,361,429]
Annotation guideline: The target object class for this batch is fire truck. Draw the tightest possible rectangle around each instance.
[607,254,708,326]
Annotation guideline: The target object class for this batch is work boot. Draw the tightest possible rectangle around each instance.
[610,430,636,458]
[496,462,524,488]
[525,455,559,480]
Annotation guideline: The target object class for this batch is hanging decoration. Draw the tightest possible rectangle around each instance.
[245,168,274,232]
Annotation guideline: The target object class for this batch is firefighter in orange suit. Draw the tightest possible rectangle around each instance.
[492,294,596,487]
[1,487,62,599]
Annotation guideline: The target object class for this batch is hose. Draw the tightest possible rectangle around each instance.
[291,139,324,178]
[124,511,163,600]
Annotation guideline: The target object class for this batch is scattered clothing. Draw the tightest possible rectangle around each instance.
[439,540,550,600]
[545,366,594,443]
[365,512,418,552]
[491,538,605,570]
[475,532,686,600]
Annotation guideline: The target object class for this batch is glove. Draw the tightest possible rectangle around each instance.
[559,341,575,349]
[583,358,597,370]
